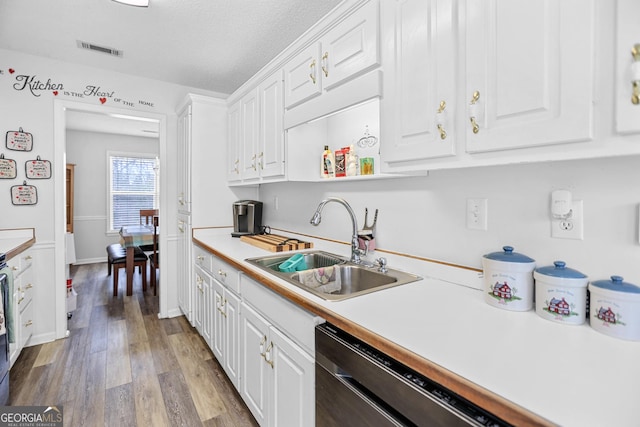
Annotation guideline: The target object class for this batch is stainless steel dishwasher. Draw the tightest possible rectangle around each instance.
[315,322,511,427]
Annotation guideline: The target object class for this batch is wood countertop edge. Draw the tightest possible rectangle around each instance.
[192,235,555,427]
[4,238,36,262]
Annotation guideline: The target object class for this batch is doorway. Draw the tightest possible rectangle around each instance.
[54,99,168,340]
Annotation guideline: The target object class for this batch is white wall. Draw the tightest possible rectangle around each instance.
[260,154,640,284]
[0,49,229,343]
[66,130,159,263]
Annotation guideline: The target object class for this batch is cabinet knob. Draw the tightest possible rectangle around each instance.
[631,44,640,105]
[218,269,227,278]
[25,283,33,290]
[469,91,480,134]
[435,100,447,140]
[321,52,329,77]
[309,59,317,84]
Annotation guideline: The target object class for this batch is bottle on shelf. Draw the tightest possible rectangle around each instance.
[321,145,335,178]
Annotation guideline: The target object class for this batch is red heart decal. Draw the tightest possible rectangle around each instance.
[53,91,58,96]
[100,97,107,104]
[8,68,15,74]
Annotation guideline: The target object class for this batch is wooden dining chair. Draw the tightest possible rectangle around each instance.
[138,209,158,252]
[149,215,160,295]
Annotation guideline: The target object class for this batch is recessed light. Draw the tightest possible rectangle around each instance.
[112,0,149,7]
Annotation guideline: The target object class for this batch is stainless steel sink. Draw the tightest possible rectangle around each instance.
[245,251,422,301]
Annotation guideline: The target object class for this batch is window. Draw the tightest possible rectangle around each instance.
[108,152,158,231]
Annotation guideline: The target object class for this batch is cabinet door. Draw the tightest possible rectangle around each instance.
[615,0,640,134]
[381,0,456,164]
[19,299,34,349]
[269,327,315,427]
[201,273,212,347]
[241,89,260,180]
[283,43,323,109]
[212,279,225,363]
[179,218,192,323]
[177,104,192,211]
[240,303,271,425]
[321,0,380,92]
[465,0,594,153]
[193,266,205,334]
[224,290,241,389]
[227,100,242,181]
[258,70,285,179]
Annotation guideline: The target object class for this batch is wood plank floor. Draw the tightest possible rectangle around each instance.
[10,262,258,427]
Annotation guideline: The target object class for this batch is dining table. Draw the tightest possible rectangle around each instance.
[119,224,156,296]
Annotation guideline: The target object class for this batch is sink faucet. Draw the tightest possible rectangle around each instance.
[310,197,365,264]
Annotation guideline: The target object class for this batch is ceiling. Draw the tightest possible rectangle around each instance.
[0,0,342,95]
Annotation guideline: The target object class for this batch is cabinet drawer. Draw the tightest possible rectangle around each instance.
[193,244,213,273]
[7,250,33,278]
[211,256,240,294]
[241,275,321,354]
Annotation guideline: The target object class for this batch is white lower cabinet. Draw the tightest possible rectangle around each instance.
[192,244,320,427]
[240,302,315,427]
[240,275,318,427]
[212,278,241,389]
[7,248,35,367]
[193,265,212,346]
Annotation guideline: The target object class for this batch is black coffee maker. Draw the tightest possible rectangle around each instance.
[232,200,263,237]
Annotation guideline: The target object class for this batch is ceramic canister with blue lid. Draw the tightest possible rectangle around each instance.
[588,276,640,341]
[533,261,588,325]
[482,246,536,311]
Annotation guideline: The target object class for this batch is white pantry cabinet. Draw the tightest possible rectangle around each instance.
[380,0,457,164]
[177,94,226,321]
[464,0,595,153]
[615,0,640,135]
[240,275,319,427]
[283,0,380,110]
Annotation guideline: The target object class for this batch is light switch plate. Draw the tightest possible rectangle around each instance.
[467,198,488,230]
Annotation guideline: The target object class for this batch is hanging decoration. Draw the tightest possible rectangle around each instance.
[10,180,38,205]
[6,127,33,151]
[25,155,51,179]
[0,154,17,179]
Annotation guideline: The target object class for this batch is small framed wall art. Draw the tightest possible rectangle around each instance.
[25,156,51,179]
[0,154,17,179]
[11,181,38,205]
[6,127,33,151]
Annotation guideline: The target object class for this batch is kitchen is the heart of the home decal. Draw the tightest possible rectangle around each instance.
[0,66,156,109]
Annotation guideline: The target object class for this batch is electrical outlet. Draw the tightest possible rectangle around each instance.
[273,196,279,211]
[466,198,488,230]
[551,200,583,239]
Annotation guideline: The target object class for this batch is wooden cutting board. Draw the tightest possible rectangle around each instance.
[240,234,313,252]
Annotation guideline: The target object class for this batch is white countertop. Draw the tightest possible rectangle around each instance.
[193,227,640,427]
[0,228,35,259]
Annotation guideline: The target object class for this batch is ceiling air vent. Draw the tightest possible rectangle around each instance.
[76,40,123,58]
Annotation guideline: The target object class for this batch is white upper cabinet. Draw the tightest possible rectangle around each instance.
[380,0,457,164]
[241,89,260,180]
[258,71,285,179]
[615,0,640,135]
[464,0,595,153]
[227,70,285,184]
[227,101,241,182]
[283,0,380,110]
